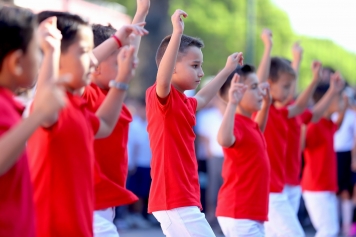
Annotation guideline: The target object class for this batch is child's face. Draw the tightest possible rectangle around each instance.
[92,49,120,89]
[59,25,97,90]
[17,28,41,88]
[173,46,204,92]
[269,72,294,102]
[239,73,264,113]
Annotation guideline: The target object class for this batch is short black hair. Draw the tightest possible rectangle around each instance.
[156,34,204,66]
[269,57,296,82]
[219,64,256,98]
[92,24,116,48]
[0,5,36,71]
[313,84,329,103]
[322,66,335,74]
[37,11,89,52]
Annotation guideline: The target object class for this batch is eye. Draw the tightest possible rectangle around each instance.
[251,84,258,89]
[192,64,198,69]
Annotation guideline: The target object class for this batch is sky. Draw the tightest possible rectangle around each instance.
[272,0,356,53]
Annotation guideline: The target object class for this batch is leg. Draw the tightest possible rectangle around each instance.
[264,193,305,237]
[284,185,302,214]
[206,157,223,223]
[153,206,216,237]
[303,191,339,237]
[94,208,119,237]
[217,217,264,237]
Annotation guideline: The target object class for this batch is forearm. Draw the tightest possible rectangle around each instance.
[336,106,347,129]
[257,46,272,83]
[217,103,236,147]
[92,38,119,64]
[310,89,335,122]
[37,49,60,90]
[156,31,181,97]
[254,102,270,132]
[132,11,148,57]
[195,68,231,110]
[0,113,44,175]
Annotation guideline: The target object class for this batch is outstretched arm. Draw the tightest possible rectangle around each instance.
[195,53,243,111]
[156,9,187,99]
[257,29,273,83]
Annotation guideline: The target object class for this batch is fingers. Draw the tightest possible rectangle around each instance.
[176,9,188,18]
[128,24,149,36]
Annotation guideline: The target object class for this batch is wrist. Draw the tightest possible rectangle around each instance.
[227,101,239,108]
[112,35,123,48]
[135,9,148,18]
[172,30,183,36]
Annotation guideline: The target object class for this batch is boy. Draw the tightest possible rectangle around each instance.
[257,42,326,235]
[146,9,243,236]
[27,12,146,236]
[216,65,271,237]
[301,73,346,237]
[82,1,150,235]
[0,5,66,237]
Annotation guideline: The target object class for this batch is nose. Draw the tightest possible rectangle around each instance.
[198,68,204,78]
[89,52,99,68]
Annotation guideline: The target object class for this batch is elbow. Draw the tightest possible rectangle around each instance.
[217,135,233,148]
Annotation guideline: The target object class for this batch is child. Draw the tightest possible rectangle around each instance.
[82,1,150,235]
[27,12,146,236]
[257,41,325,235]
[301,73,346,237]
[216,65,271,237]
[0,5,66,236]
[146,9,243,237]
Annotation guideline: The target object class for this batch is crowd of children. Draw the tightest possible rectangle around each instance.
[1,1,356,237]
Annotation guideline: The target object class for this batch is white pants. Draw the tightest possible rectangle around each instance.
[265,193,305,237]
[93,208,119,237]
[217,217,264,237]
[153,206,216,237]
[303,191,339,237]
[283,185,302,214]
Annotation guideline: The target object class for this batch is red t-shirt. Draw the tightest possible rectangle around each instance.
[83,83,138,210]
[146,84,200,213]
[0,88,35,237]
[285,109,313,185]
[253,104,289,193]
[216,114,270,221]
[301,118,338,192]
[27,92,100,237]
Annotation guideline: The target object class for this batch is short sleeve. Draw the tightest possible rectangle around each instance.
[280,107,289,119]
[300,109,313,124]
[146,84,172,114]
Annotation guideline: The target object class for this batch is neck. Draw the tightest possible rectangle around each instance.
[0,74,16,92]
[91,77,110,90]
[172,82,185,94]
[273,100,284,108]
[236,106,252,118]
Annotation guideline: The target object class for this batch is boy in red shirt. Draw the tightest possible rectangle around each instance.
[216,64,271,237]
[0,5,66,237]
[27,12,147,236]
[82,1,150,235]
[302,73,346,237]
[146,9,243,237]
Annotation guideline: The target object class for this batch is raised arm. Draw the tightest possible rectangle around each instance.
[257,29,273,83]
[217,74,247,147]
[287,61,321,118]
[335,94,348,129]
[95,46,137,139]
[131,0,150,57]
[92,23,148,64]
[285,42,303,104]
[0,82,66,175]
[156,9,187,98]
[310,72,345,122]
[195,52,243,111]
[254,83,271,132]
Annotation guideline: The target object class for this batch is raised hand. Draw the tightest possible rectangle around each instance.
[228,73,247,105]
[225,52,244,72]
[261,29,273,48]
[330,72,345,94]
[137,0,150,16]
[114,23,149,47]
[37,16,62,53]
[292,42,303,62]
[260,82,272,106]
[311,61,322,80]
[116,46,137,83]
[171,9,188,34]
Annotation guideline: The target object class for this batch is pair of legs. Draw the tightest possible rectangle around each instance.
[265,192,305,237]
[153,206,216,237]
[217,217,264,237]
[93,208,119,237]
[303,191,339,237]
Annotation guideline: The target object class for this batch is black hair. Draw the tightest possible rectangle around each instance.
[92,24,116,48]
[0,5,36,71]
[313,84,329,103]
[219,64,256,98]
[156,34,204,66]
[269,57,296,82]
[37,11,89,52]
[322,66,335,74]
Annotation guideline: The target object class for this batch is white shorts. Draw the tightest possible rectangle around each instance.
[283,185,302,214]
[303,191,339,237]
[93,208,119,237]
[217,217,264,237]
[264,193,305,237]
[153,206,215,237]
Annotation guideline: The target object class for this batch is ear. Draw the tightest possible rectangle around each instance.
[6,49,24,76]
[93,65,101,77]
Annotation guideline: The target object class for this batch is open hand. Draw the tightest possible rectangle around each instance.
[228,73,247,105]
[114,23,149,47]
[260,82,272,106]
[37,16,62,53]
[171,9,187,34]
[225,52,244,72]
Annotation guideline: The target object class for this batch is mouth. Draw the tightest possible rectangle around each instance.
[195,80,201,84]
